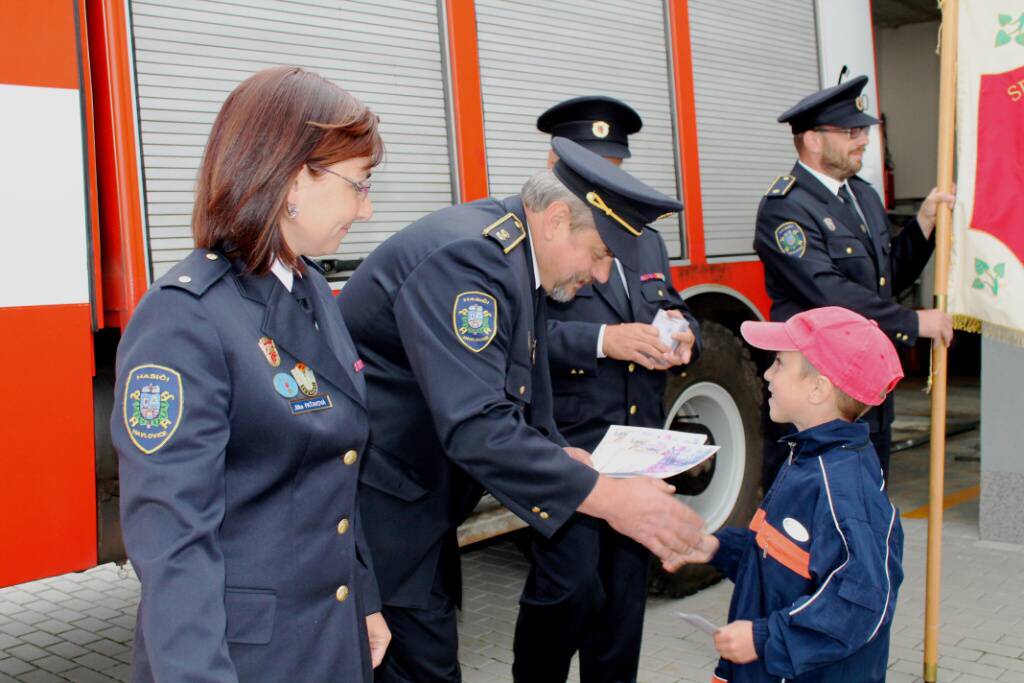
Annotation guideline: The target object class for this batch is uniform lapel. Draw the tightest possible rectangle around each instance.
[242,271,366,408]
[849,178,889,267]
[793,164,877,257]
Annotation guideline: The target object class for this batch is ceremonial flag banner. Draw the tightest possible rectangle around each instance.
[950,1,1024,344]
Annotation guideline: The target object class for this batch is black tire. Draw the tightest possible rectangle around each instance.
[647,321,764,598]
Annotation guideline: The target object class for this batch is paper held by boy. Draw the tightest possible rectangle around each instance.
[591,425,719,479]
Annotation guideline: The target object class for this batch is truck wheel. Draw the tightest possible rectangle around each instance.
[648,321,763,598]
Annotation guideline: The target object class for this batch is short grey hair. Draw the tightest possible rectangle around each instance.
[520,170,595,232]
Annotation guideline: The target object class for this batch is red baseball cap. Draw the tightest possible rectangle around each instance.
[740,306,904,406]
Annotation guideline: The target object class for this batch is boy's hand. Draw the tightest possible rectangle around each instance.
[714,620,757,664]
[688,533,720,563]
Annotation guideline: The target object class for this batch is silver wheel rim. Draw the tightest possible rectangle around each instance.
[664,381,747,532]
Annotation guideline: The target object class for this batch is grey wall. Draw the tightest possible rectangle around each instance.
[876,20,940,202]
[980,335,1024,543]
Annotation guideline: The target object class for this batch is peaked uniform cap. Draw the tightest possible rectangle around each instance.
[778,75,880,134]
[538,95,642,159]
[550,137,681,271]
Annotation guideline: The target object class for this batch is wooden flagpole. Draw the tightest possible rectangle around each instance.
[924,0,958,680]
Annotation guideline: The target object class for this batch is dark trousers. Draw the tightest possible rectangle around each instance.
[375,577,461,682]
[513,513,603,683]
[578,524,649,683]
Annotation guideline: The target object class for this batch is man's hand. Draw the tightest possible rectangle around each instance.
[916,308,954,347]
[578,475,704,570]
[602,323,670,369]
[683,533,720,565]
[365,612,391,669]
[661,309,696,366]
[916,185,957,237]
[714,620,758,664]
[564,446,594,468]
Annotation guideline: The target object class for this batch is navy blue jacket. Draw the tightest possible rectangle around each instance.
[547,229,701,451]
[339,196,598,609]
[113,250,377,682]
[711,420,904,682]
[754,163,934,432]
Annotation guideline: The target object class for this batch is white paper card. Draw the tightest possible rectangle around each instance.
[591,425,718,479]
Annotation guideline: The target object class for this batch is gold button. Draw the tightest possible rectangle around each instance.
[570,369,577,375]
[879,277,887,286]
[337,518,349,535]
[178,275,192,284]
[629,405,638,416]
[845,247,854,255]
[335,585,349,603]
[205,253,218,260]
[578,370,584,376]
[343,450,358,466]
[628,362,636,373]
[519,385,526,395]
[531,506,541,513]
[658,289,665,296]
[539,511,550,520]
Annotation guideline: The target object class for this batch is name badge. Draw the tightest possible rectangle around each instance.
[290,394,333,415]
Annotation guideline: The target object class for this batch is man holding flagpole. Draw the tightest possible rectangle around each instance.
[754,75,956,486]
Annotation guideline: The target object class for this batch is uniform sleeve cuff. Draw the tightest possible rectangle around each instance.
[752,618,770,660]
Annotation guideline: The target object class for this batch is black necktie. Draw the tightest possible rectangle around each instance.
[838,184,871,238]
[605,260,632,321]
[292,276,318,330]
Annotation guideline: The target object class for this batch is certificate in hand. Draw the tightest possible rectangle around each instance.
[591,425,719,479]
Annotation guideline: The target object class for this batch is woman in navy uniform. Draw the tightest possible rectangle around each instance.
[111,66,390,682]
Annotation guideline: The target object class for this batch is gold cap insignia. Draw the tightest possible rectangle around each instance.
[592,120,610,138]
[855,95,868,112]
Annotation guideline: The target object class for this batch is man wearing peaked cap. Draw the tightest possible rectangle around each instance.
[338,137,699,681]
[538,95,642,164]
[531,103,701,682]
[754,73,955,488]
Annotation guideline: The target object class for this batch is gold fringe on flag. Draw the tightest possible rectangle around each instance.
[954,314,1024,348]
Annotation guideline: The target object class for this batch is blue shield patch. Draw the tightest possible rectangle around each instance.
[774,222,807,258]
[124,364,183,454]
[453,291,498,352]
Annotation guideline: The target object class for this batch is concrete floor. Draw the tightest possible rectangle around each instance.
[2,375,1020,683]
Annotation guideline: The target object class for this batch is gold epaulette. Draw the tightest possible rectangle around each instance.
[481,212,526,254]
[764,175,796,197]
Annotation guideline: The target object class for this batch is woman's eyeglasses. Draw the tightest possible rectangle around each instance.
[309,164,372,199]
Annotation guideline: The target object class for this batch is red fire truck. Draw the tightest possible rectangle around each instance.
[0,0,882,595]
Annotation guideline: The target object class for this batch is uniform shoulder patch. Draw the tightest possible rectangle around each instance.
[481,212,526,254]
[123,364,184,454]
[453,291,498,352]
[764,175,796,198]
[774,221,807,258]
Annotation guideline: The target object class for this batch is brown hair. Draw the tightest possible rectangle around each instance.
[193,66,384,273]
[799,355,871,421]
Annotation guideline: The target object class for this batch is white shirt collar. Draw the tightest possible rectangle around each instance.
[798,160,846,197]
[524,218,541,290]
[270,257,295,292]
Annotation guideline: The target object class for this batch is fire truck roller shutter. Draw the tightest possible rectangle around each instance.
[128,0,455,279]
[687,0,820,257]
[474,0,685,260]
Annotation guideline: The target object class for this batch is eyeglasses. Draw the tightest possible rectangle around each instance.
[813,126,870,140]
[309,164,372,199]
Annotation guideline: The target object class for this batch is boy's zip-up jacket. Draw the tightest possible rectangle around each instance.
[710,419,904,682]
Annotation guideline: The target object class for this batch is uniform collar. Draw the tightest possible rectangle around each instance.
[797,160,848,197]
[781,418,871,456]
[525,218,541,290]
[270,257,295,292]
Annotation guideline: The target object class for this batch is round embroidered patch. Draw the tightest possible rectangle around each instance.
[774,222,807,258]
[124,364,184,454]
[453,291,498,352]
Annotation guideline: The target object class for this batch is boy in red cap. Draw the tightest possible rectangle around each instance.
[681,306,905,682]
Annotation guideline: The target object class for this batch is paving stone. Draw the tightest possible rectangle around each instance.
[17,671,65,683]
[0,659,34,677]
[58,668,118,683]
[73,652,120,673]
[29,655,75,675]
[5,645,47,664]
